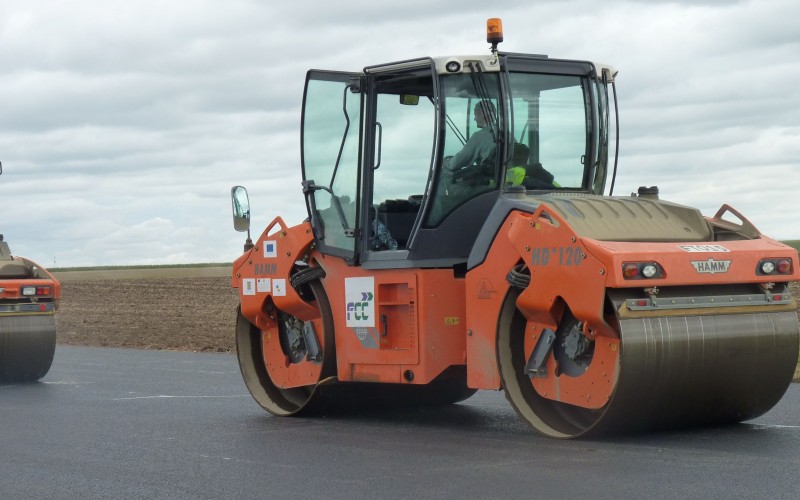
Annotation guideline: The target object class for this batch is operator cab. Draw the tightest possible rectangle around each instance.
[300,19,617,270]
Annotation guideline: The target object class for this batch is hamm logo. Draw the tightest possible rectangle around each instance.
[691,259,731,274]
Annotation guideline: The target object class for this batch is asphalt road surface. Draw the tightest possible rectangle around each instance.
[1,346,799,499]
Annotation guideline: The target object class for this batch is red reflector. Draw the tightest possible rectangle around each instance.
[637,300,648,307]
[39,303,47,311]
[777,260,791,274]
[773,294,783,301]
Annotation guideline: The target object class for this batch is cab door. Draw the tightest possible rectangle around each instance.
[301,71,363,263]
[359,60,438,264]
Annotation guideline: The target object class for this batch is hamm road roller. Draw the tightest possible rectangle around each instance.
[0,162,60,383]
[230,19,799,438]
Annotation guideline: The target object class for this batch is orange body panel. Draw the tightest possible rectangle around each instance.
[233,217,468,388]
[464,215,521,389]
[0,257,61,310]
[0,279,60,300]
[465,207,612,390]
[586,237,800,287]
[259,311,326,388]
[233,217,319,326]
[527,327,619,409]
[318,258,466,384]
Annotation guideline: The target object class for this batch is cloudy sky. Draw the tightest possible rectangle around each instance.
[1,0,797,268]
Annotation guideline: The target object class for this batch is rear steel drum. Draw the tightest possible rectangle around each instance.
[499,289,799,438]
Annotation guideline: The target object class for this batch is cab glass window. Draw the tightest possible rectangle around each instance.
[302,76,361,253]
[370,71,435,249]
[425,73,501,227]
[507,72,588,189]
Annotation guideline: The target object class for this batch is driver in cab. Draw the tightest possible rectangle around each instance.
[444,100,497,181]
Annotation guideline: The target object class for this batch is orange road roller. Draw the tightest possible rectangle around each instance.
[0,164,60,383]
[229,20,799,438]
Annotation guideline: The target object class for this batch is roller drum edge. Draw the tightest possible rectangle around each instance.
[594,310,800,435]
[0,315,57,383]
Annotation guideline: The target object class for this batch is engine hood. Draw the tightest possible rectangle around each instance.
[524,194,712,242]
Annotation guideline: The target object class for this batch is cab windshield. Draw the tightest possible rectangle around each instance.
[426,69,593,227]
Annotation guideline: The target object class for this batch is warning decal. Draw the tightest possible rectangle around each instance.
[272,279,286,297]
[257,278,271,293]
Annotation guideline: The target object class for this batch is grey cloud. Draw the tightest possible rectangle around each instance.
[1,0,798,266]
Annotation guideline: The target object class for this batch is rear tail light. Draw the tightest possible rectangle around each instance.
[622,263,639,279]
[21,286,52,297]
[622,261,664,280]
[757,258,793,276]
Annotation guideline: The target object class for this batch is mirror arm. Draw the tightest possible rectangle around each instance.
[243,227,253,252]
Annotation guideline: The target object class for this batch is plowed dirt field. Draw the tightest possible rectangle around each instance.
[54,266,239,352]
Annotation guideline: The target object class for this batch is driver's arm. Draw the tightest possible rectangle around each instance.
[447,137,478,171]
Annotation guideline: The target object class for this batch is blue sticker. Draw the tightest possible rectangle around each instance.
[264,240,277,258]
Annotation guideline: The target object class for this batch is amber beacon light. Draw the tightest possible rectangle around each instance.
[487,18,503,52]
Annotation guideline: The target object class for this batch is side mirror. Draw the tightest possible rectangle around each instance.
[231,186,254,252]
[231,185,251,232]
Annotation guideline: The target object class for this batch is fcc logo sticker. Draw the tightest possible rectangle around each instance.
[691,258,731,275]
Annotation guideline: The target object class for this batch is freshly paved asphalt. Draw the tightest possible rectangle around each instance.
[1,345,798,499]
